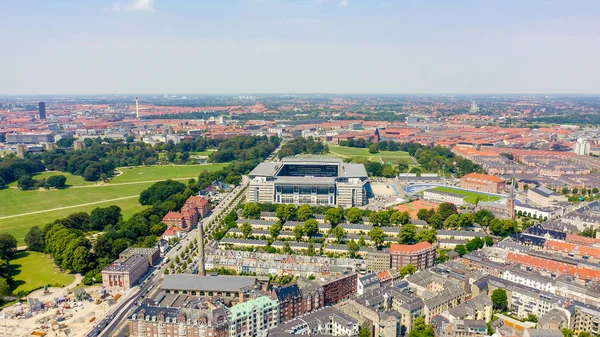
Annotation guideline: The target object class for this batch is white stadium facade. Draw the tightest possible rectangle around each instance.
[246,156,369,207]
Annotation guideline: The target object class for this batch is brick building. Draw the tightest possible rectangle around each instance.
[318,272,357,306]
[102,254,149,289]
[274,284,303,323]
[390,242,436,270]
[460,173,506,194]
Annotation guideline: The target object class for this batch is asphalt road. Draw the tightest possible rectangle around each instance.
[87,147,282,337]
[88,183,248,337]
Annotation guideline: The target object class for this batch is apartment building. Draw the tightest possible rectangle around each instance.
[390,242,436,270]
[228,296,280,337]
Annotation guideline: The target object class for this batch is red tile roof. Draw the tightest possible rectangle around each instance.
[390,241,433,253]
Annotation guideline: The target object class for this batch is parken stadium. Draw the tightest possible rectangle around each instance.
[246,156,369,207]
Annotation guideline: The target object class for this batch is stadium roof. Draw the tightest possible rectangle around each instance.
[248,156,368,179]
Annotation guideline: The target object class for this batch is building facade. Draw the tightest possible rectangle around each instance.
[460,173,506,194]
[390,242,436,270]
[228,296,280,337]
[102,254,149,289]
[247,157,368,207]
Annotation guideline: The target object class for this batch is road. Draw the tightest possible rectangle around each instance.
[89,145,282,337]
[90,183,248,337]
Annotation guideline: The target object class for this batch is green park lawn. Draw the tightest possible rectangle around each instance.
[432,186,501,204]
[0,164,226,245]
[112,164,226,183]
[9,251,75,294]
[328,145,417,165]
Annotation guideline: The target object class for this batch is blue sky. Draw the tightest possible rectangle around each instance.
[1,0,599,94]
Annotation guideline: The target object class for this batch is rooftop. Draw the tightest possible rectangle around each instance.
[162,275,258,292]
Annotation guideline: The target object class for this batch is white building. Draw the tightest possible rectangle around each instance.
[574,138,590,155]
[228,296,279,337]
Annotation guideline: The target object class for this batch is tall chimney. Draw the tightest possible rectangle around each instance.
[198,221,206,276]
[135,97,139,119]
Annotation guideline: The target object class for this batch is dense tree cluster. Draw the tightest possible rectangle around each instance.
[277,137,328,159]
[139,180,187,205]
[210,136,280,163]
[17,174,67,190]
[0,156,45,188]
[37,139,158,181]
[454,236,494,256]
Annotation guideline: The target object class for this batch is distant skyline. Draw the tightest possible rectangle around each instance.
[1,0,600,95]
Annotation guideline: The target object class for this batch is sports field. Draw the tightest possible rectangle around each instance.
[328,145,417,165]
[10,251,75,294]
[0,164,226,244]
[432,186,501,204]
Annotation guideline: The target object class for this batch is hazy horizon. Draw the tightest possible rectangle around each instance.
[2,0,600,95]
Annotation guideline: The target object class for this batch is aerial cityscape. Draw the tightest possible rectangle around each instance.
[1,1,600,337]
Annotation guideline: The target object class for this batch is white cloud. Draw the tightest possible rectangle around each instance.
[110,0,155,12]
[338,0,348,8]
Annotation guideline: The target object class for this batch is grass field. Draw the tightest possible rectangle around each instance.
[0,164,227,244]
[432,186,501,204]
[112,164,225,183]
[328,145,417,165]
[8,171,95,187]
[10,251,75,294]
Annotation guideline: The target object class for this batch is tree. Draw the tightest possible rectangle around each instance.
[297,204,313,221]
[525,314,537,323]
[0,233,17,259]
[459,213,475,228]
[491,288,508,311]
[359,326,371,337]
[45,175,67,189]
[139,180,186,205]
[325,207,344,227]
[283,242,293,254]
[82,162,104,181]
[276,204,296,222]
[428,213,444,229]
[382,165,397,178]
[416,228,437,244]
[18,175,36,190]
[368,143,379,154]
[398,224,417,244]
[242,203,261,219]
[293,225,304,242]
[304,219,320,239]
[578,333,592,337]
[306,241,316,256]
[347,240,359,258]
[561,328,573,337]
[0,277,10,297]
[438,202,458,220]
[369,227,386,248]
[331,226,346,243]
[346,208,363,224]
[444,214,461,229]
[391,211,410,226]
[572,187,579,195]
[484,236,494,247]
[475,209,494,226]
[400,264,417,278]
[437,250,449,263]
[417,208,432,222]
[269,222,283,240]
[90,205,122,230]
[409,317,435,337]
[454,244,467,256]
[562,187,569,194]
[25,226,45,252]
[358,234,366,247]
[240,222,253,239]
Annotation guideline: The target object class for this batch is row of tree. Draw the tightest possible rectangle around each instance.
[277,137,329,159]
[0,157,45,188]
[17,174,66,190]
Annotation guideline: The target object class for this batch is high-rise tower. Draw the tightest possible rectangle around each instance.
[135,97,139,119]
[38,102,46,119]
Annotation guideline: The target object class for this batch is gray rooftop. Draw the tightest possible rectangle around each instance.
[161,275,257,292]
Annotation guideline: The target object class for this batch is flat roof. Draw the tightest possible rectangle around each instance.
[161,274,257,292]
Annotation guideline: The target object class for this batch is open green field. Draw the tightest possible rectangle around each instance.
[432,186,501,204]
[189,149,217,156]
[0,164,226,244]
[8,171,95,187]
[328,145,417,165]
[10,251,75,294]
[112,164,226,183]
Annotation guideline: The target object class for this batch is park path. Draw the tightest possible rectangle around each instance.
[328,151,349,158]
[68,176,194,188]
[0,195,139,220]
